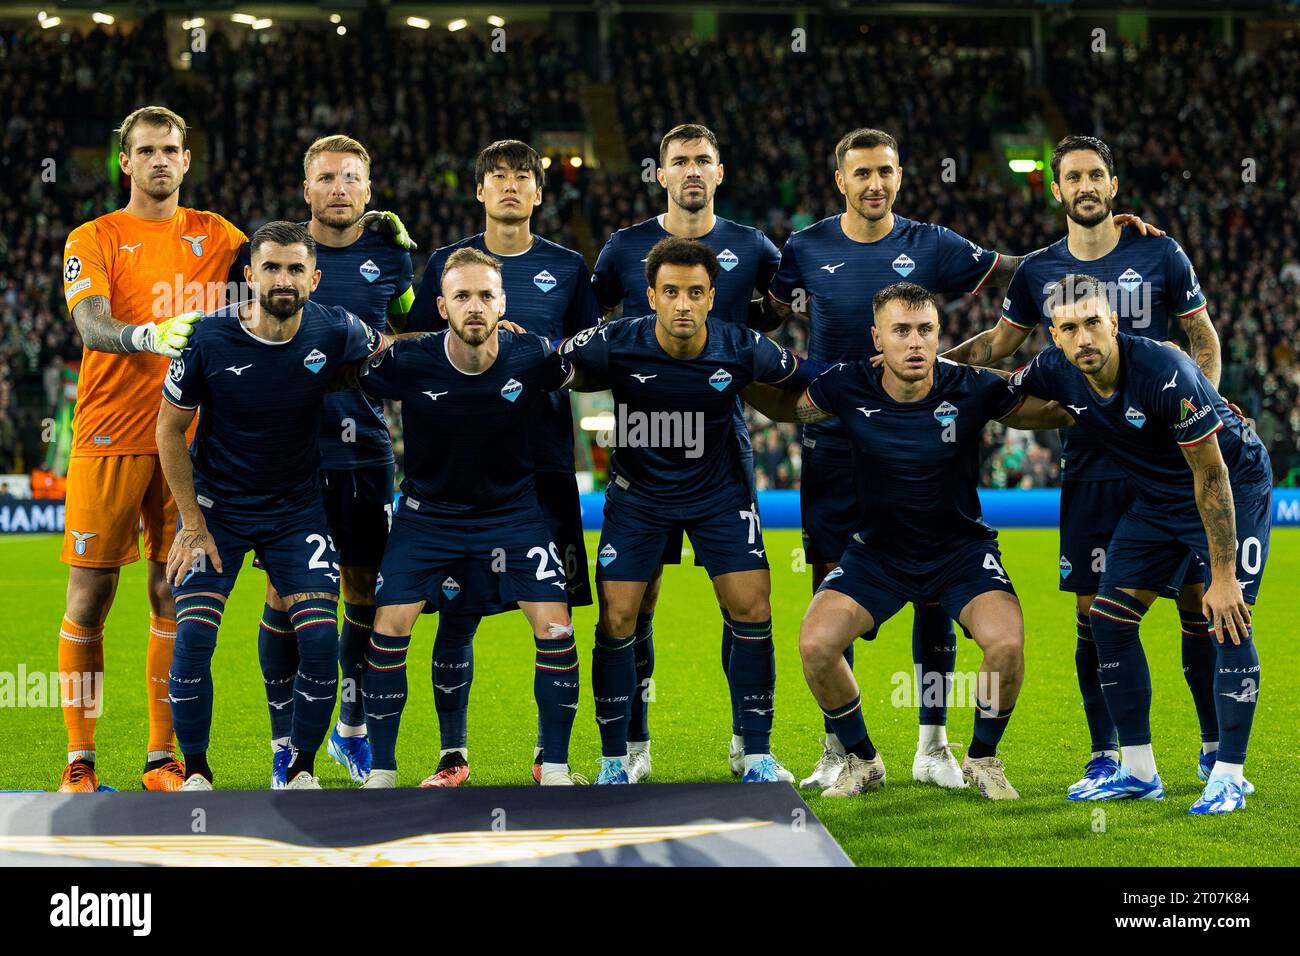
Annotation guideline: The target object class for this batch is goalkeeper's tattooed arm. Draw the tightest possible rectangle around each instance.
[72,295,199,357]
[741,383,832,424]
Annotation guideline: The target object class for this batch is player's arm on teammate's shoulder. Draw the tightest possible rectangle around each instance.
[741,383,830,424]
[1113,213,1166,238]
[1180,435,1250,644]
[155,398,223,584]
[998,393,1074,430]
[942,316,1032,367]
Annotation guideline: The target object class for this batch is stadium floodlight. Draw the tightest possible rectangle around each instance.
[541,156,552,169]
[92,12,114,24]
[487,16,506,27]
[448,19,468,32]
[406,17,431,30]
[37,10,45,21]
[329,14,341,24]
[252,19,273,30]
[1008,159,1038,173]
[41,16,60,28]
[182,17,205,29]
[337,25,346,35]
[580,414,616,432]
[570,156,583,168]
[231,14,257,25]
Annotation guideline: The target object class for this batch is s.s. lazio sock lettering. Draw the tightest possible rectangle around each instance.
[432,613,477,751]
[1088,590,1152,748]
[363,630,411,772]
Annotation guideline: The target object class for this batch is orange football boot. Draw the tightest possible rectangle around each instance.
[58,759,99,793]
[142,758,185,792]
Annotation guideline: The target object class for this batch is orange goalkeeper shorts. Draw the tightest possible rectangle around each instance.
[60,454,178,568]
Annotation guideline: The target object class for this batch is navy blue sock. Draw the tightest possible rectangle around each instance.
[1075,608,1118,752]
[363,630,411,771]
[256,603,296,741]
[432,613,477,751]
[729,618,776,755]
[821,694,874,759]
[627,613,654,743]
[338,603,374,729]
[1179,609,1219,745]
[288,598,340,757]
[1212,626,1260,766]
[968,697,1016,758]
[592,628,636,757]
[170,596,224,760]
[719,609,740,735]
[823,643,855,737]
[534,626,579,764]
[914,603,956,727]
[1088,591,1152,748]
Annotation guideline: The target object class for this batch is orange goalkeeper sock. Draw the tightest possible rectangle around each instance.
[147,614,178,757]
[59,617,104,763]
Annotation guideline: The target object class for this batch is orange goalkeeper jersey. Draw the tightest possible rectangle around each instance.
[62,208,246,457]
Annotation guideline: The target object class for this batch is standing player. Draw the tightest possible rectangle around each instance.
[944,136,1229,795]
[564,238,817,785]
[405,140,598,787]
[744,283,1072,799]
[356,248,585,788]
[759,127,1008,791]
[1008,276,1269,814]
[591,124,785,782]
[56,106,245,792]
[156,222,391,791]
[255,135,414,789]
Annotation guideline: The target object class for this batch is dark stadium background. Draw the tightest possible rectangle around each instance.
[2,0,1297,495]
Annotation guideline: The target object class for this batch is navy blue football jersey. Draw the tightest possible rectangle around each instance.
[1001,229,1208,481]
[163,301,385,519]
[769,214,1000,451]
[591,214,780,326]
[407,234,598,472]
[806,359,1022,560]
[312,231,413,470]
[359,330,573,520]
[1009,335,1270,510]
[562,317,802,508]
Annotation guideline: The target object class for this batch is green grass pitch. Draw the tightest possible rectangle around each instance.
[2,529,1296,866]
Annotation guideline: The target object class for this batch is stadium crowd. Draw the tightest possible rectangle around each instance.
[2,18,1297,490]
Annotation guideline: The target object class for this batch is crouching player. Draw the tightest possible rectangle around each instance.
[744,282,1072,799]
[355,247,587,787]
[155,222,391,790]
[562,237,818,785]
[1010,275,1270,814]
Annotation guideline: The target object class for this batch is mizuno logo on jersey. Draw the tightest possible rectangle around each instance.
[892,253,916,277]
[226,364,252,376]
[630,373,657,382]
[933,401,958,425]
[423,390,449,401]
[1125,406,1147,428]
[500,378,523,402]
[120,243,142,253]
[359,259,380,283]
[717,249,738,272]
[1067,405,1087,415]
[1117,268,1143,292]
[181,234,208,257]
[534,269,557,292]
[1162,370,1179,390]
[821,262,845,274]
[441,577,461,600]
[857,407,880,418]
[303,349,327,374]
[709,369,733,392]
